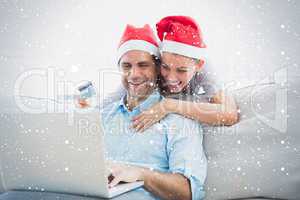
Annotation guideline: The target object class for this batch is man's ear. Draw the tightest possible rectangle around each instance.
[195,59,205,71]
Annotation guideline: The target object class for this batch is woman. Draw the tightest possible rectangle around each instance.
[106,16,239,132]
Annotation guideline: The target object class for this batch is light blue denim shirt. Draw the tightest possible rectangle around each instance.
[101,90,207,200]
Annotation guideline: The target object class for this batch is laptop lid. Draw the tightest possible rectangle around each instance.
[0,112,110,197]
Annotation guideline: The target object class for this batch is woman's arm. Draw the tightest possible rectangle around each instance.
[165,90,239,126]
[132,90,239,132]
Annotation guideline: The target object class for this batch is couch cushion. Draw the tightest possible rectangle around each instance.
[203,71,300,200]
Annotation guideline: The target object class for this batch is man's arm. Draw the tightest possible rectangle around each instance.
[109,116,207,200]
[142,169,191,200]
[108,163,191,200]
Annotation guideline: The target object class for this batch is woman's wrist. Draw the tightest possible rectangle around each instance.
[162,98,177,114]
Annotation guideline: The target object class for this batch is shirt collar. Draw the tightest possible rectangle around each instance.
[118,89,162,117]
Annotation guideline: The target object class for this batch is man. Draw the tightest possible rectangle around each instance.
[101,24,207,200]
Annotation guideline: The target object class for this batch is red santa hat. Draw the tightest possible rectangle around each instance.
[117,24,159,62]
[156,16,206,60]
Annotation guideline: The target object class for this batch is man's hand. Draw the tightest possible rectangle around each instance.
[107,162,145,188]
[107,161,192,200]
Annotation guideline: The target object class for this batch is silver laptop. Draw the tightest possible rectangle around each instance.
[0,112,143,198]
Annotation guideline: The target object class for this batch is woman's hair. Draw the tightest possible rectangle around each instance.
[152,55,161,69]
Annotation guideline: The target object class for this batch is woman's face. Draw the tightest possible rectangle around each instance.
[160,52,202,94]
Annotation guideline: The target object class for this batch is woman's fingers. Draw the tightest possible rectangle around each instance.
[139,119,155,132]
[132,115,145,129]
[132,112,144,121]
[135,118,149,132]
[132,109,164,132]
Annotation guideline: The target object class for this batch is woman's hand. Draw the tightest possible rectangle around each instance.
[131,99,173,132]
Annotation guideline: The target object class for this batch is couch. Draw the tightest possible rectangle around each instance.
[0,66,299,200]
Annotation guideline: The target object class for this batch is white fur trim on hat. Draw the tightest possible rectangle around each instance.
[117,40,159,62]
[160,40,206,60]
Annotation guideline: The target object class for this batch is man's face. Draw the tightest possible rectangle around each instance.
[119,50,157,99]
[160,52,202,94]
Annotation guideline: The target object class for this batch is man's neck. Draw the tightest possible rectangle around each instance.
[125,89,155,111]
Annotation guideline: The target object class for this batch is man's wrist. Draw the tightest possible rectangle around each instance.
[137,167,152,182]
